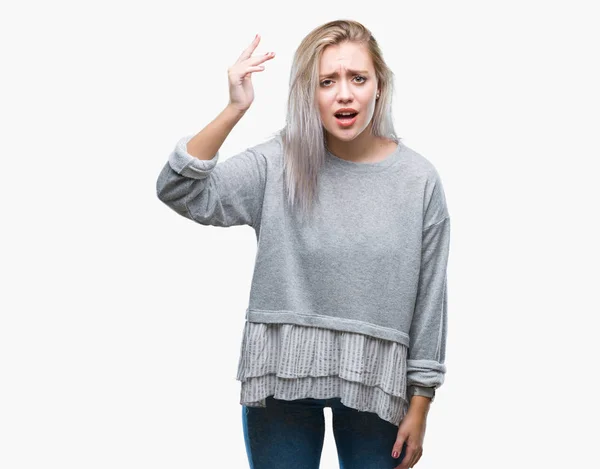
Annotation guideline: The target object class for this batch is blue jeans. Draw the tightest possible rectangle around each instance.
[242,395,408,468]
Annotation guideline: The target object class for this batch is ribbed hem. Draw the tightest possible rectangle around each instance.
[245,309,410,346]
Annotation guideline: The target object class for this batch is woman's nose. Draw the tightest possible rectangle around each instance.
[336,81,353,100]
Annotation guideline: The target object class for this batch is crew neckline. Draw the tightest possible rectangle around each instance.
[325,140,405,173]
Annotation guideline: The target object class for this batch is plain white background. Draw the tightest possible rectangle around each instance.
[2,0,599,467]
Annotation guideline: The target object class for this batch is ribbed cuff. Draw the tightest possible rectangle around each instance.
[167,134,220,179]
[408,385,436,402]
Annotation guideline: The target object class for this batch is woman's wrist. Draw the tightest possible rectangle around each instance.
[408,395,431,415]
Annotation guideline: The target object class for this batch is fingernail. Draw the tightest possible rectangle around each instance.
[392,451,399,458]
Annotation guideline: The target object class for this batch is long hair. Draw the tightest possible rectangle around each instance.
[269,19,401,221]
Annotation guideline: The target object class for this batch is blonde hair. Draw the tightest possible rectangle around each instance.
[269,19,401,221]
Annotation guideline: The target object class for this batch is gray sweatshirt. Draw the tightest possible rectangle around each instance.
[156,133,451,389]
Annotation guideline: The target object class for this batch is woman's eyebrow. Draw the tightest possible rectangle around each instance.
[319,69,370,78]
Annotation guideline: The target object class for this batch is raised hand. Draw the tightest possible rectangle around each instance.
[227,34,275,113]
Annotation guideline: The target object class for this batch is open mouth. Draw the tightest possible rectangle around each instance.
[334,112,358,121]
[334,112,358,127]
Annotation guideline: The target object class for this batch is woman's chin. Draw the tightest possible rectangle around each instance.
[325,126,363,141]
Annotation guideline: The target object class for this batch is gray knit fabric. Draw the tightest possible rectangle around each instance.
[156,132,451,416]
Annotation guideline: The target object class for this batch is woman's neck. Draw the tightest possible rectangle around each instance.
[325,133,396,164]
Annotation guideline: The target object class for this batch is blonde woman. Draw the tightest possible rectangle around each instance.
[156,19,450,469]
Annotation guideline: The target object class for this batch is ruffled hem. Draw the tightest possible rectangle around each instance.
[240,374,409,426]
[235,322,410,426]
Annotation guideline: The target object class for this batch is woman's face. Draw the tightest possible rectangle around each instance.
[317,41,379,143]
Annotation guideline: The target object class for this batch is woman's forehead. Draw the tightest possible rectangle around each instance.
[319,43,373,72]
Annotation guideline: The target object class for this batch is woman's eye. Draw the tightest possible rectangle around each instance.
[320,76,367,87]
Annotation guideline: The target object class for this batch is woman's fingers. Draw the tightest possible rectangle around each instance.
[413,448,423,466]
[395,444,422,469]
[406,449,418,468]
[236,34,261,63]
[394,442,419,469]
[231,53,274,81]
[246,51,276,67]
[235,34,275,67]
[397,445,415,469]
[246,65,265,73]
[230,52,274,79]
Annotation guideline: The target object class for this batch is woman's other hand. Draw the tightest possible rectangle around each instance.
[391,404,428,468]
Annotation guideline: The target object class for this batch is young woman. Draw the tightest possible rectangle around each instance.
[156,19,451,469]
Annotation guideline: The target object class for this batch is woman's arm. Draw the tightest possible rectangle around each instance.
[186,104,247,161]
[406,171,451,396]
[156,105,268,228]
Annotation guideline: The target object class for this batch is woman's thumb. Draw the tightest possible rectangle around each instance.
[392,437,406,459]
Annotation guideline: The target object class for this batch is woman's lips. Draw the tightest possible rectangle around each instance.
[334,113,358,127]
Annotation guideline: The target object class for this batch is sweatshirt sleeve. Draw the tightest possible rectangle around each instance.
[156,135,267,228]
[406,171,451,390]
